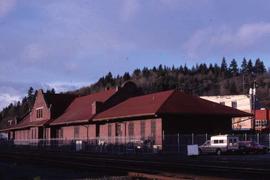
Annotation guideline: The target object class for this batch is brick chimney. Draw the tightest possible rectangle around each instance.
[92,101,103,115]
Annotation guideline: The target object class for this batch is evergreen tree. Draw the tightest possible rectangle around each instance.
[247,59,253,74]
[123,72,131,81]
[142,67,150,78]
[230,81,237,94]
[241,58,248,74]
[51,88,56,94]
[27,87,35,107]
[229,59,239,76]
[254,58,266,74]
[221,57,228,73]
[28,87,34,98]
[133,69,141,77]
[104,72,114,86]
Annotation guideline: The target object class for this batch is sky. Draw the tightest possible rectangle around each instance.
[1,0,270,110]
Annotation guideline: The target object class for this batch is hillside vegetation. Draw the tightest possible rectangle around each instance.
[1,58,270,128]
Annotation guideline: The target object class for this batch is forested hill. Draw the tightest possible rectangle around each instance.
[1,58,270,128]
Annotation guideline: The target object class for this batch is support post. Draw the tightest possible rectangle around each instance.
[177,133,180,153]
[269,133,270,150]
[192,133,194,145]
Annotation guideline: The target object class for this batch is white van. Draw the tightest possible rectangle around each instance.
[199,135,239,155]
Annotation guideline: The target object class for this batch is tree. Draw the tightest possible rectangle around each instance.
[229,59,238,76]
[142,67,150,78]
[183,64,189,75]
[27,87,35,106]
[104,72,114,86]
[241,58,248,74]
[220,57,228,73]
[254,58,266,74]
[133,69,141,77]
[28,87,34,98]
[123,72,131,81]
[51,88,56,94]
[229,81,237,94]
[247,59,253,74]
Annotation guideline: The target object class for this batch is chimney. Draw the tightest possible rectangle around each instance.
[92,101,103,115]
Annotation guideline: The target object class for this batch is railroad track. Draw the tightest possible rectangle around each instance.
[1,150,270,179]
[4,149,270,168]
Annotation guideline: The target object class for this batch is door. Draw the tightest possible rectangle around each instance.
[115,123,122,143]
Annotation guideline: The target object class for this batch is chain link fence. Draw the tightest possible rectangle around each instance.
[1,133,270,155]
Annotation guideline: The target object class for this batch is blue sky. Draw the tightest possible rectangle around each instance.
[1,0,270,109]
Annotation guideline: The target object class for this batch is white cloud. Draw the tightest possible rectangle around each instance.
[183,22,270,59]
[0,0,16,17]
[0,80,91,110]
[0,93,21,110]
[45,82,90,93]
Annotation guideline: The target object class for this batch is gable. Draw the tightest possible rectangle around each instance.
[30,90,50,122]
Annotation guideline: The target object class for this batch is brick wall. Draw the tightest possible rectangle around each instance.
[14,129,29,140]
[99,118,162,145]
[30,90,50,122]
[61,125,96,140]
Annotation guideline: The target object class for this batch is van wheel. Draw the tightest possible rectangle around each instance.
[216,149,222,155]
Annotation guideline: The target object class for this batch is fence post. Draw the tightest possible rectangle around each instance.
[269,133,270,150]
[177,133,180,153]
[192,133,194,145]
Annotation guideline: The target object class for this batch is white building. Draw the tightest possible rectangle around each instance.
[200,95,253,131]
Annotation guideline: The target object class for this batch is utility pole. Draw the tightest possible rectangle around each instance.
[249,80,256,131]
[242,75,245,94]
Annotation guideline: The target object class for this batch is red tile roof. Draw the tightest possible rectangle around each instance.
[158,91,252,116]
[93,90,252,121]
[43,93,77,119]
[50,88,117,125]
[1,113,49,131]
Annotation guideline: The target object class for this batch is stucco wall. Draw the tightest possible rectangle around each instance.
[200,95,252,130]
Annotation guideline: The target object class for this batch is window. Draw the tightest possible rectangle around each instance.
[116,123,122,136]
[220,102,225,106]
[140,121,145,139]
[231,101,237,109]
[219,140,224,143]
[36,108,43,119]
[128,122,134,137]
[151,120,156,138]
[256,120,268,128]
[213,140,219,144]
[74,126,80,139]
[108,124,112,137]
[60,128,63,138]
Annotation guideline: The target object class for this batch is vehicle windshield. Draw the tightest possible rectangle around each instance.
[203,140,210,145]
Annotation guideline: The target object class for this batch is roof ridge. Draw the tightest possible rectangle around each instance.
[156,90,176,114]
[75,87,117,99]
[126,89,175,100]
